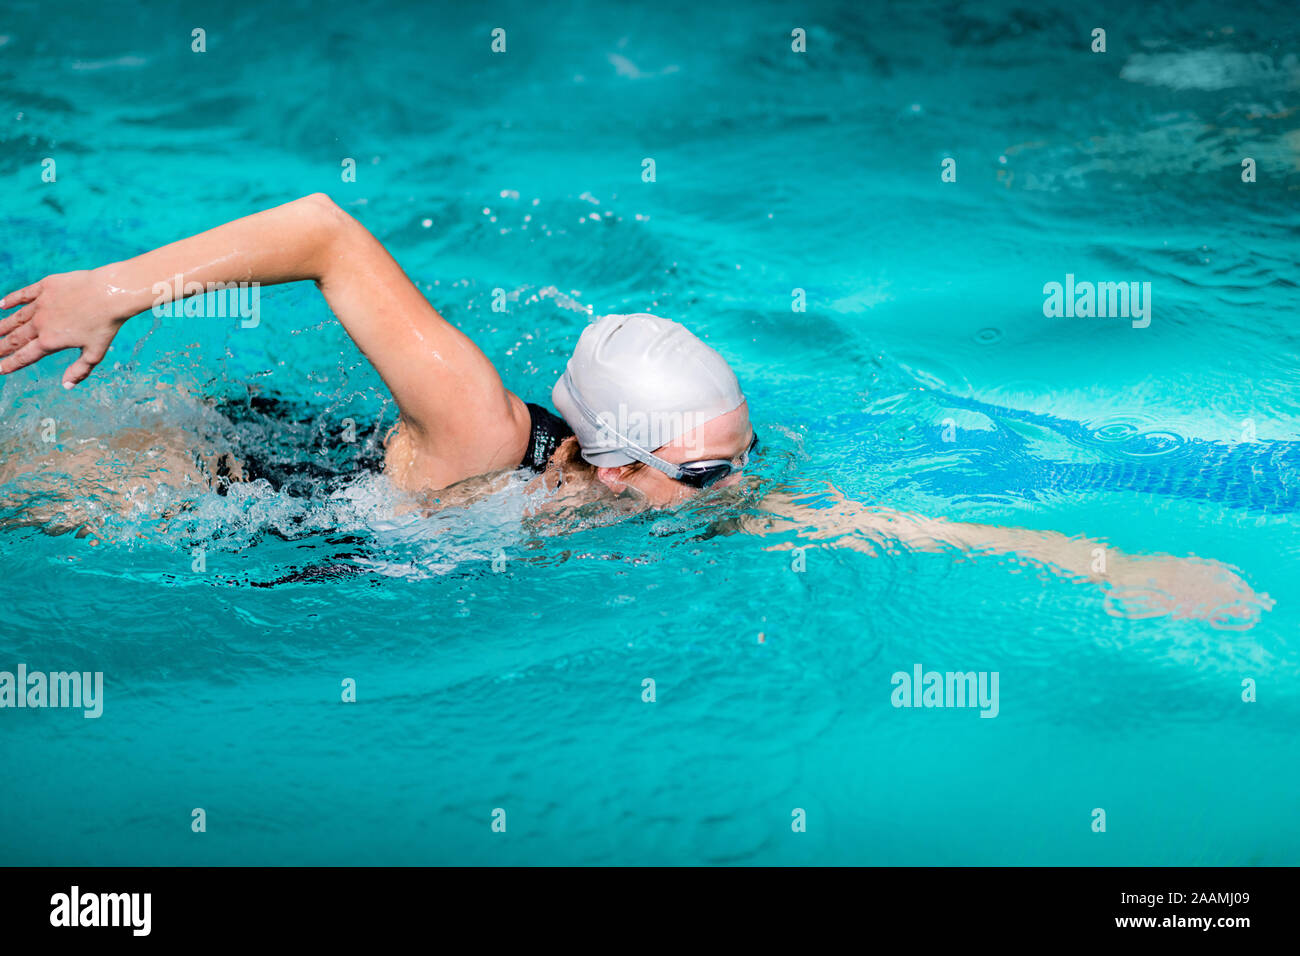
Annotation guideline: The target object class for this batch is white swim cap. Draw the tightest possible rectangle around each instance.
[551,313,745,468]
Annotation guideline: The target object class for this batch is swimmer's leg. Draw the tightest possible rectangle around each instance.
[0,425,236,540]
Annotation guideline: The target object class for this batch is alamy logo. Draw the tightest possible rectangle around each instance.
[1043,274,1151,328]
[152,274,260,328]
[592,404,711,454]
[890,664,1000,718]
[0,664,103,718]
[50,886,151,936]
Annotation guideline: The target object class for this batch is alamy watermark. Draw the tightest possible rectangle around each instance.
[0,664,103,718]
[152,274,260,328]
[891,664,999,718]
[590,403,714,456]
[1043,274,1151,329]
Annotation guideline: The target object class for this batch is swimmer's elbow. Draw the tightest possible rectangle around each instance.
[300,192,352,234]
[296,193,361,283]
[301,191,341,215]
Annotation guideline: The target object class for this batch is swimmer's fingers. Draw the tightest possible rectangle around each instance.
[0,321,38,359]
[62,348,105,388]
[0,304,36,338]
[0,337,54,376]
[0,280,43,311]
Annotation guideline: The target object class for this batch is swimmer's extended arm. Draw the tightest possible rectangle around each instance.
[0,194,529,484]
[752,486,1271,624]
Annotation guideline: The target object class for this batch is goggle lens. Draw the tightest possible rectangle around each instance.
[675,433,758,488]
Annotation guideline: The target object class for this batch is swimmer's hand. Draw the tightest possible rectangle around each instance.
[1101,554,1274,626]
[0,194,364,388]
[0,269,128,387]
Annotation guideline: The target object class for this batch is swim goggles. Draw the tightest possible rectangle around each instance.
[656,432,759,488]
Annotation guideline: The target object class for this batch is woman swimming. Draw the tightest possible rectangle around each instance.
[0,194,1271,621]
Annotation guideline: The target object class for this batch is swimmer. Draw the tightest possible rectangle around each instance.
[0,194,1272,620]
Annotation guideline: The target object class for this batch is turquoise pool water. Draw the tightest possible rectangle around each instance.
[1,0,1298,865]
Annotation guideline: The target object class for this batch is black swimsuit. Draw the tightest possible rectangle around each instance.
[520,402,574,473]
[217,396,571,491]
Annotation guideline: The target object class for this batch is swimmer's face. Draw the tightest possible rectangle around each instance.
[595,401,755,506]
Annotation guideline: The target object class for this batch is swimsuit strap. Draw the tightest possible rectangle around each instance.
[521,403,574,473]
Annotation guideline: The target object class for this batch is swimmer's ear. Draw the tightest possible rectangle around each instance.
[595,466,631,493]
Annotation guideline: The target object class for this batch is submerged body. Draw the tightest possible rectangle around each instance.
[0,195,1273,622]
